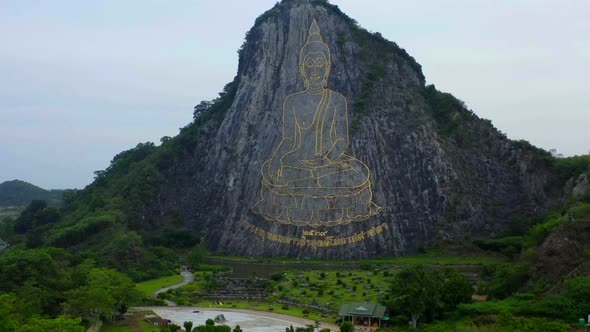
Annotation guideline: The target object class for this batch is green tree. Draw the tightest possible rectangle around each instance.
[440,268,473,310]
[340,321,355,332]
[14,200,47,234]
[186,243,207,269]
[481,263,529,299]
[19,316,84,332]
[206,318,215,332]
[36,206,61,225]
[0,248,59,291]
[184,321,194,332]
[70,259,96,287]
[562,275,590,319]
[233,325,243,332]
[0,293,18,331]
[14,281,46,319]
[169,324,180,332]
[203,275,218,293]
[385,265,442,329]
[65,268,140,322]
[107,231,144,271]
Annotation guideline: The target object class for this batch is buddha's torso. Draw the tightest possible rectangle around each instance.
[290,91,325,162]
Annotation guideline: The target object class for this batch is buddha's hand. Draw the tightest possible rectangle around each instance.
[269,157,283,182]
[300,157,331,168]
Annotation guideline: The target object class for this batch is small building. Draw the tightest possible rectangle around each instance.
[338,302,389,329]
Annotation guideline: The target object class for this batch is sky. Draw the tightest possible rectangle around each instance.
[0,0,588,189]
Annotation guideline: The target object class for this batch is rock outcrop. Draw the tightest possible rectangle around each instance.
[535,221,590,289]
[151,0,558,258]
[572,173,589,200]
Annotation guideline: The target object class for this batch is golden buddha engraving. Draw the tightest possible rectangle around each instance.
[251,19,381,227]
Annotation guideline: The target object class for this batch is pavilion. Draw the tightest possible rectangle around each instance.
[338,302,389,329]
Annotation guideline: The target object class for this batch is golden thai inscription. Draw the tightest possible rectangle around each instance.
[302,230,328,237]
[242,221,388,247]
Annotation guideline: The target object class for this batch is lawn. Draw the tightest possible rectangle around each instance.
[274,269,391,309]
[169,265,483,311]
[136,274,184,297]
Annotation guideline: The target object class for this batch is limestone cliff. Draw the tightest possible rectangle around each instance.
[150,0,558,258]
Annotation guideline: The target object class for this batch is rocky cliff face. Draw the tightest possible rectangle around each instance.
[153,0,558,259]
[572,174,589,200]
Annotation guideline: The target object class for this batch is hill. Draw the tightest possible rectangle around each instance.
[0,180,64,207]
[0,180,64,217]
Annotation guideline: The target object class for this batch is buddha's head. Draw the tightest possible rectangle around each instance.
[299,19,331,89]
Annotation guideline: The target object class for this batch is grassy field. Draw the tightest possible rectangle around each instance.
[273,269,391,309]
[136,274,184,297]
[198,264,232,272]
[163,264,477,324]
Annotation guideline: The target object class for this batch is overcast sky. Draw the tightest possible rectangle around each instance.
[1,0,588,189]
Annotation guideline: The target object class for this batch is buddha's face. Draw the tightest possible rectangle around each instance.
[301,52,329,88]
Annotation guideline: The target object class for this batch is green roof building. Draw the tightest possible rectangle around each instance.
[338,302,389,329]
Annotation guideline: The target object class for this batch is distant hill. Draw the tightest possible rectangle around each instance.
[0,180,64,207]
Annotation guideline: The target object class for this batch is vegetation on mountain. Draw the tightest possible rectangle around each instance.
[0,180,64,207]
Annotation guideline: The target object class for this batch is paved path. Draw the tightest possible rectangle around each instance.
[152,270,195,306]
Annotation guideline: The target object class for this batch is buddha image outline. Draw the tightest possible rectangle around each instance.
[251,19,381,227]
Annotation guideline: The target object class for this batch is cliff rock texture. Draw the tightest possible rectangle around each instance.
[151,0,558,258]
[572,174,589,200]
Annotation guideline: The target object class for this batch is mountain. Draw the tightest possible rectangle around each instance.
[28,0,567,260]
[0,180,64,208]
[152,0,558,258]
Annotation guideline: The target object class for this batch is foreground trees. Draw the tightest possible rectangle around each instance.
[19,316,84,332]
[0,248,140,330]
[383,265,473,329]
[65,268,141,322]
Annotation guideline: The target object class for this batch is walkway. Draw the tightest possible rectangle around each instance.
[152,267,195,306]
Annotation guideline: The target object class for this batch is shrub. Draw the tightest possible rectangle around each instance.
[481,263,529,299]
[562,276,590,319]
[214,325,231,332]
[340,322,354,332]
[497,316,570,332]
